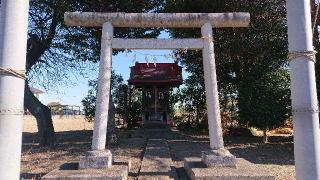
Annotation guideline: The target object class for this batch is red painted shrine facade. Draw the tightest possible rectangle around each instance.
[128,62,182,125]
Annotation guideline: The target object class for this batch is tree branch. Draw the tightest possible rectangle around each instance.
[313,1,320,35]
[26,8,59,72]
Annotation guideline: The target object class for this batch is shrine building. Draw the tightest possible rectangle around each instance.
[128,62,182,125]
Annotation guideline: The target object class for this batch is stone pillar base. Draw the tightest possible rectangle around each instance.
[79,150,112,169]
[184,157,274,180]
[201,148,236,167]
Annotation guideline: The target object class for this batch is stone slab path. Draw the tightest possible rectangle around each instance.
[138,139,177,180]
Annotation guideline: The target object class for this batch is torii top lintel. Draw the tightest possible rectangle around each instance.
[64,12,250,28]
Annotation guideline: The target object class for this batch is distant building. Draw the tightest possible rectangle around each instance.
[47,102,82,116]
[29,86,44,102]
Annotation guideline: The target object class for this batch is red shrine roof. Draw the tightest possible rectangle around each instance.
[128,62,183,87]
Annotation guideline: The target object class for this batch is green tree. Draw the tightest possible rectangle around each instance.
[113,83,129,125]
[165,0,291,137]
[125,87,143,128]
[81,80,98,122]
[174,73,207,129]
[310,1,320,102]
[238,69,291,142]
[110,83,142,128]
[82,71,124,122]
[82,73,142,129]
[26,0,163,146]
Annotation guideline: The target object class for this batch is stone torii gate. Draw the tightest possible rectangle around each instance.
[64,12,250,169]
[1,1,320,179]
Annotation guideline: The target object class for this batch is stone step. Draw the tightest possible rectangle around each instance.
[41,162,129,180]
[139,139,177,180]
[143,123,171,129]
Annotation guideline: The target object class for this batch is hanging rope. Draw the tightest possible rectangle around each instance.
[292,107,319,114]
[153,56,157,67]
[0,67,27,80]
[124,49,190,65]
[0,109,25,115]
[125,49,186,61]
[288,50,317,63]
[132,54,137,66]
[145,56,149,66]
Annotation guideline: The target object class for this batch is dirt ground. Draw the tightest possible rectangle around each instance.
[168,132,295,180]
[23,115,93,132]
[21,117,145,180]
[21,117,295,180]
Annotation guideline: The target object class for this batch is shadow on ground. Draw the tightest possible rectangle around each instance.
[21,129,148,180]
[167,131,294,166]
[20,173,46,179]
[227,136,294,165]
[21,130,93,179]
[21,128,294,180]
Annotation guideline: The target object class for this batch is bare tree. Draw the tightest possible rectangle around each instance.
[26,0,162,146]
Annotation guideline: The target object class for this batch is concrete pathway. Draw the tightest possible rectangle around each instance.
[138,139,177,180]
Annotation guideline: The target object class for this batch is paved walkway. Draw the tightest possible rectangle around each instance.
[138,138,177,180]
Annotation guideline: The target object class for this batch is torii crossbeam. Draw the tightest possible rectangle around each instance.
[64,12,250,28]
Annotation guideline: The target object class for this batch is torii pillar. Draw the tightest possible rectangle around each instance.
[0,0,30,179]
[78,22,114,169]
[286,0,320,179]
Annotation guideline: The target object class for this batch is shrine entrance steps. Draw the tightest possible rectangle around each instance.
[132,127,186,140]
[142,123,171,129]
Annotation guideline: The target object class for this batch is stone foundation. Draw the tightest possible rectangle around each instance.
[79,150,112,169]
[201,148,236,167]
[41,160,130,180]
[184,157,275,180]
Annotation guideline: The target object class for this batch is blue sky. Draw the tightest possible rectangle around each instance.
[38,31,189,107]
